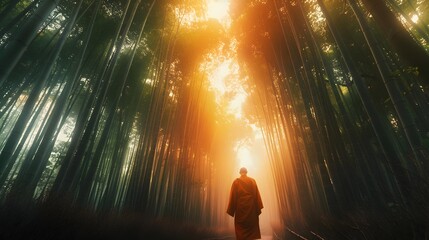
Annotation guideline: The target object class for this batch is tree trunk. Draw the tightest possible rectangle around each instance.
[6,0,84,203]
[360,0,429,90]
[0,0,60,86]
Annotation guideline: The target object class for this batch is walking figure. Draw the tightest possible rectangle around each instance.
[227,167,264,240]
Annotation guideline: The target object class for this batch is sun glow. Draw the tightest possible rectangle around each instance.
[208,60,229,97]
[228,87,247,119]
[411,14,419,23]
[174,1,277,234]
[174,0,230,26]
[205,56,247,119]
[237,146,254,170]
[206,0,230,23]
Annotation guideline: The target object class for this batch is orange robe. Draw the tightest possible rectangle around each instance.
[227,175,263,240]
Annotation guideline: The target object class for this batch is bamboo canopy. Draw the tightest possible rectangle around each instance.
[0,0,428,238]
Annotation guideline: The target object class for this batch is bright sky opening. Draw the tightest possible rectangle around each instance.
[237,146,254,170]
[205,0,230,23]
[160,0,281,233]
[228,87,247,119]
[209,60,229,97]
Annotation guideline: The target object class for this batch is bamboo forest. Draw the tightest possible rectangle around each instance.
[1,0,429,239]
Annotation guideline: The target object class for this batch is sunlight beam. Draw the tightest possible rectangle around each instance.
[237,146,254,170]
[206,0,230,22]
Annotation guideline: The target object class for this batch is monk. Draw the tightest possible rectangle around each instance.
[227,167,264,240]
